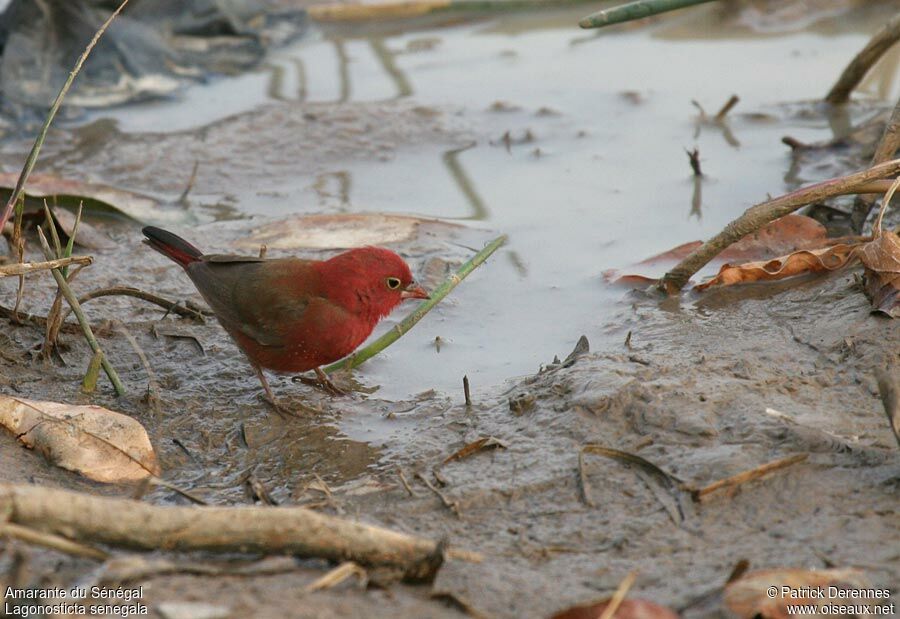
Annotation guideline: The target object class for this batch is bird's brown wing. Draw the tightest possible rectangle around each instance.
[186,257,319,348]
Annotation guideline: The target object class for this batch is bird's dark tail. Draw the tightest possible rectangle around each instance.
[142,226,203,267]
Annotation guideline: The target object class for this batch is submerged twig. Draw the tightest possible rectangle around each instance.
[325,235,507,373]
[0,521,108,561]
[36,228,125,396]
[579,0,717,29]
[825,13,900,105]
[660,158,900,293]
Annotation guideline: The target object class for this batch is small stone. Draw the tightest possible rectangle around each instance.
[157,602,231,619]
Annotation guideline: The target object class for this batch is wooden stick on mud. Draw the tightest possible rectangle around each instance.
[692,454,808,501]
[825,13,900,105]
[0,255,92,278]
[0,484,480,581]
[660,158,900,293]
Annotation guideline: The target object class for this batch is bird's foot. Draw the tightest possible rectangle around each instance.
[292,368,345,396]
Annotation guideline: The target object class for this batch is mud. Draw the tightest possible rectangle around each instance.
[1,1,900,618]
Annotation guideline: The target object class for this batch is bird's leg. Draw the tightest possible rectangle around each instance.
[253,364,303,417]
[293,367,345,395]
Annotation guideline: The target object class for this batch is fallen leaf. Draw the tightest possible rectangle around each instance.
[0,395,160,483]
[0,173,186,224]
[442,436,507,464]
[724,568,869,619]
[693,243,860,291]
[550,598,679,619]
[638,215,829,266]
[234,213,461,250]
[50,206,117,250]
[856,231,900,317]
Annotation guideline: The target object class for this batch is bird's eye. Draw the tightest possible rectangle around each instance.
[386,277,402,290]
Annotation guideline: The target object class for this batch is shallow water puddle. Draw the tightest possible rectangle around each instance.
[80,4,899,407]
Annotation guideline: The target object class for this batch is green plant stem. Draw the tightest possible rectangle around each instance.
[36,228,125,396]
[325,235,507,373]
[0,0,130,233]
[579,0,717,29]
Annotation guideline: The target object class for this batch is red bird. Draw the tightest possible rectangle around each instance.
[143,226,429,406]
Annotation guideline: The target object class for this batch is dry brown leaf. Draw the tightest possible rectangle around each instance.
[638,215,829,266]
[442,436,507,464]
[724,568,870,619]
[694,243,860,291]
[857,232,900,317]
[0,173,177,224]
[549,598,679,619]
[0,395,160,483]
[234,213,462,250]
[50,206,116,250]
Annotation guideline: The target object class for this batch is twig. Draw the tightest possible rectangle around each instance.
[875,364,900,449]
[305,561,367,592]
[397,468,415,497]
[851,98,900,232]
[177,161,200,206]
[660,157,900,293]
[692,454,808,501]
[325,235,507,373]
[36,228,125,396]
[56,286,209,331]
[0,483,479,581]
[715,94,739,121]
[0,0,131,232]
[686,147,702,176]
[113,320,159,408]
[579,0,717,29]
[416,472,460,517]
[825,13,900,105]
[599,571,638,619]
[463,375,472,406]
[0,521,108,561]
[0,255,92,277]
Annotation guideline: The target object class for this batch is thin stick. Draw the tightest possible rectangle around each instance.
[0,0,131,232]
[660,158,900,293]
[397,468,415,497]
[825,13,900,105]
[715,94,739,121]
[851,98,900,232]
[416,472,460,517]
[598,571,638,619]
[36,228,125,396]
[0,255,92,278]
[693,454,807,500]
[463,375,472,407]
[579,0,716,29]
[325,235,507,373]
[304,561,367,592]
[0,522,109,561]
[57,286,208,328]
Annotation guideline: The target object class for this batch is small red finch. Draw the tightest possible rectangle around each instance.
[143,226,429,405]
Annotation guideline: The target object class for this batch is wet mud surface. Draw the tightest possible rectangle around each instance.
[2,1,900,618]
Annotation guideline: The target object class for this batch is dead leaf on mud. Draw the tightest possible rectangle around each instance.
[549,598,679,619]
[0,173,184,224]
[0,395,160,483]
[856,231,900,317]
[442,436,507,464]
[233,213,462,250]
[639,215,829,266]
[693,243,859,291]
[724,568,870,619]
[49,206,116,250]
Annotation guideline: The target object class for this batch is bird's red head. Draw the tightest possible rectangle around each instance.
[319,247,429,322]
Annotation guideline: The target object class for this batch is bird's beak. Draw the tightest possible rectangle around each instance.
[401,282,430,300]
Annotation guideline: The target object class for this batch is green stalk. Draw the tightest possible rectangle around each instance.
[36,227,125,396]
[579,0,717,29]
[0,0,131,233]
[325,235,507,373]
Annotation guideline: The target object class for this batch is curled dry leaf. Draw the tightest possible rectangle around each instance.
[234,213,462,250]
[549,598,679,619]
[856,231,900,317]
[0,395,160,483]
[694,243,859,291]
[0,173,184,224]
[725,568,869,619]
